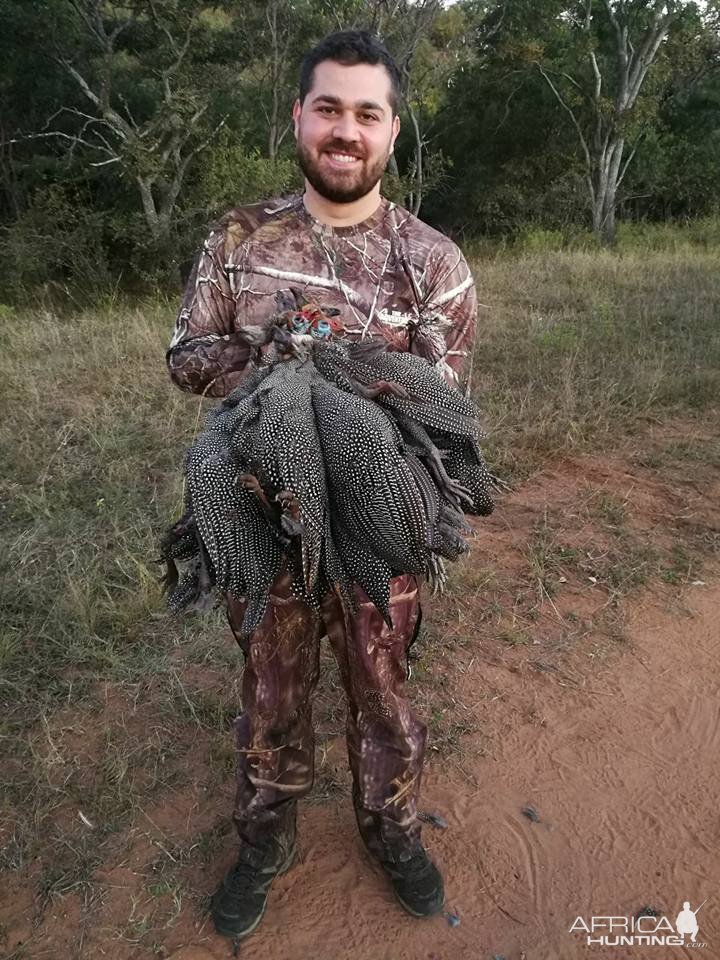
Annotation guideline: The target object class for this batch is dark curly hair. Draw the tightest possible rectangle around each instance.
[299,30,402,117]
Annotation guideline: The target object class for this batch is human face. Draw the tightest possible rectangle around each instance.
[293,60,400,204]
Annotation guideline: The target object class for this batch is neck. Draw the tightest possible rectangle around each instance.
[302,181,382,227]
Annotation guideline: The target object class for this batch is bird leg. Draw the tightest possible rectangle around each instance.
[188,540,216,612]
[157,512,198,594]
[275,490,304,537]
[426,554,447,596]
[400,419,475,511]
[424,447,475,511]
[159,557,179,595]
[436,521,471,555]
[438,502,473,533]
[239,473,301,548]
[238,473,278,525]
[350,378,409,401]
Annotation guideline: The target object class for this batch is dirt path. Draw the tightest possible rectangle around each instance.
[229,457,720,960]
[4,433,719,959]
[409,582,720,960]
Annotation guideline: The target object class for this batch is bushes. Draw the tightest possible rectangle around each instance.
[0,141,306,306]
[513,226,566,252]
[0,186,112,305]
[196,135,301,219]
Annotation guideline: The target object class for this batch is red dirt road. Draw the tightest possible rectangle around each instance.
[234,576,720,960]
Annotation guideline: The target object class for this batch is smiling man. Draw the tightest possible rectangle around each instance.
[166,29,478,942]
[294,59,400,214]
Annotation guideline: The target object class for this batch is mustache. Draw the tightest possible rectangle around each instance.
[322,142,365,159]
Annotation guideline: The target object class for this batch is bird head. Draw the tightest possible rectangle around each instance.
[276,301,345,340]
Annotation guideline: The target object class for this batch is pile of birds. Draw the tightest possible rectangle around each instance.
[159,292,496,638]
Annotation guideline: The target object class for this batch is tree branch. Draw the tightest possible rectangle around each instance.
[616,135,641,188]
[8,129,116,158]
[57,58,134,142]
[536,64,593,177]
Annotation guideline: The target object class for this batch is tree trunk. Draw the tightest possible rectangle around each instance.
[592,135,624,244]
[268,67,280,160]
[405,99,423,216]
[540,3,677,246]
[137,176,161,239]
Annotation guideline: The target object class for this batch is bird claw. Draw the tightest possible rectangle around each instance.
[239,472,267,501]
[276,489,302,518]
[426,555,447,595]
[275,491,303,537]
[239,473,279,524]
[488,472,511,492]
[446,480,475,510]
[239,472,261,491]
[354,378,409,400]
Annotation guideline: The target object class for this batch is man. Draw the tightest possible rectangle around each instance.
[166,29,478,941]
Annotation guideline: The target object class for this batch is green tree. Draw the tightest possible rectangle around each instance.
[46,1,237,255]
[432,0,719,242]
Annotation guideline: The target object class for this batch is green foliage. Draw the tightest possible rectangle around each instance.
[0,0,719,298]
[427,1,720,239]
[0,185,111,304]
[513,226,565,252]
[615,216,720,252]
[196,134,301,217]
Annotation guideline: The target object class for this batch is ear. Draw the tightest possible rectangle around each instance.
[292,98,302,138]
[389,114,400,154]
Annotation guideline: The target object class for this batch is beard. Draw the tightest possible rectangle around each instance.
[296,137,391,204]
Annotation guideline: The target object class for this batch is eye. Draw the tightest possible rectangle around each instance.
[318,106,336,115]
[360,113,379,122]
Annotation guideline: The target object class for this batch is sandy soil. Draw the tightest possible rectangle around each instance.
[4,430,719,960]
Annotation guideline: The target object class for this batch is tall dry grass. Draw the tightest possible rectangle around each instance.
[472,249,719,474]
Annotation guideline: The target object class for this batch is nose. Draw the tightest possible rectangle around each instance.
[332,111,360,144]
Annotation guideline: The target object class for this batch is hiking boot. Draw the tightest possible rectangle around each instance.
[211,838,297,939]
[379,845,445,918]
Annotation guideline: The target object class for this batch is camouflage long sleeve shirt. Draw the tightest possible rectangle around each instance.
[166,191,478,399]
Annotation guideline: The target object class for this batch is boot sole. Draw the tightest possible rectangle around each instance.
[212,844,298,939]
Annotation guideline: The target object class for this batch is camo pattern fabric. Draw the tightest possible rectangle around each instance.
[168,191,478,860]
[166,191,478,398]
[226,570,426,861]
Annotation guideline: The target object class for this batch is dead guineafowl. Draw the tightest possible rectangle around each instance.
[158,295,497,638]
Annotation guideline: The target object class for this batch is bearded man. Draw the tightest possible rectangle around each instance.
[166,29,478,941]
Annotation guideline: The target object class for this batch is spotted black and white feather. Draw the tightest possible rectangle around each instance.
[158,299,497,637]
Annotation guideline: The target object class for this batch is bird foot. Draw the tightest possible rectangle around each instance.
[443,478,475,511]
[353,378,409,401]
[423,450,475,511]
[239,473,283,528]
[276,490,303,537]
[239,472,270,505]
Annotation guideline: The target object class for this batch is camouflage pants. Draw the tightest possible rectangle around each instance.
[225,571,427,863]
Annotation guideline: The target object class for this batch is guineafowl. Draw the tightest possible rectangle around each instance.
[158,295,497,637]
